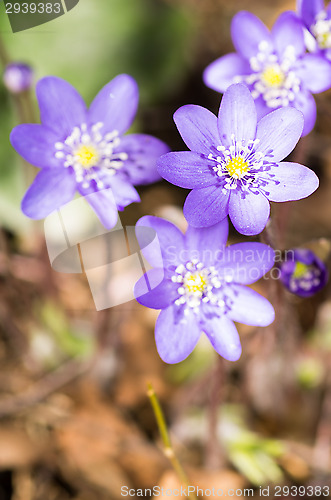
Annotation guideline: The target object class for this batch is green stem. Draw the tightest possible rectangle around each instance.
[147,383,198,500]
[0,34,36,184]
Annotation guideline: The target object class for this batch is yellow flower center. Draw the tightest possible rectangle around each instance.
[75,145,99,168]
[261,65,285,87]
[184,272,208,294]
[293,262,309,279]
[226,156,250,179]
[319,31,331,48]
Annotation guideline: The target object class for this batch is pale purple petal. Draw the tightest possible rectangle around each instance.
[266,162,319,201]
[81,187,119,229]
[218,84,257,147]
[173,105,220,155]
[228,190,270,236]
[135,269,177,309]
[217,242,275,284]
[202,314,242,361]
[22,168,76,219]
[254,96,270,121]
[36,76,87,137]
[271,12,305,59]
[298,0,323,27]
[136,216,185,268]
[183,185,230,228]
[231,11,272,59]
[203,53,251,94]
[119,133,169,185]
[294,54,331,93]
[10,124,61,168]
[107,175,141,210]
[228,284,275,326]
[88,74,139,136]
[256,107,304,161]
[293,90,317,136]
[184,219,229,266]
[157,152,217,189]
[155,306,201,363]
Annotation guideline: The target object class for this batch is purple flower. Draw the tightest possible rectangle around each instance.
[157,84,319,236]
[134,216,275,364]
[298,1,331,59]
[10,75,169,228]
[3,62,33,94]
[278,248,328,297]
[203,10,331,136]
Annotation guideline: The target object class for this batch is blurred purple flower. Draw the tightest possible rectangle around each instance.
[134,216,275,364]
[4,62,33,94]
[278,248,328,297]
[158,84,319,236]
[298,0,331,59]
[203,10,331,136]
[10,75,169,228]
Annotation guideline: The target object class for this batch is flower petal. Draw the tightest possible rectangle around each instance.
[294,54,331,93]
[298,0,323,27]
[119,133,169,185]
[173,105,220,155]
[202,314,242,361]
[10,124,61,168]
[135,269,177,309]
[107,174,141,210]
[228,284,275,326]
[217,242,275,284]
[293,90,317,136]
[81,187,119,229]
[155,306,201,363]
[229,189,270,236]
[157,151,216,189]
[272,11,305,59]
[183,185,230,228]
[184,219,229,266]
[36,76,87,137]
[254,95,270,121]
[203,53,251,94]
[136,216,185,268]
[88,74,139,136]
[231,11,272,59]
[266,161,319,201]
[256,107,304,162]
[218,83,257,147]
[21,168,76,219]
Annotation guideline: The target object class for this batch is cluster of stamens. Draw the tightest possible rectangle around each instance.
[289,262,322,293]
[311,11,331,49]
[171,260,226,314]
[207,135,273,193]
[54,122,128,189]
[235,41,301,108]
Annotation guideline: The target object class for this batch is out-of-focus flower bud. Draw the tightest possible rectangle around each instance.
[3,62,33,93]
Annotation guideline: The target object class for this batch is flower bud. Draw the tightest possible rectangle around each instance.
[3,62,33,94]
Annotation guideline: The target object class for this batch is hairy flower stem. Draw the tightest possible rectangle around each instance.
[0,34,36,184]
[205,356,224,469]
[147,383,198,500]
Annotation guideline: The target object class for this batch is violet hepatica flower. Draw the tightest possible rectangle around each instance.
[203,10,331,136]
[158,83,319,236]
[298,0,331,59]
[135,216,275,364]
[10,74,169,228]
[278,248,328,297]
